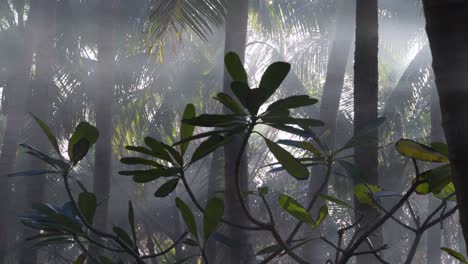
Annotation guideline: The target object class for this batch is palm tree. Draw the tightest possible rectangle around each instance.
[353,0,381,263]
[0,2,34,261]
[18,1,57,263]
[92,0,116,235]
[303,0,355,260]
[422,0,468,249]
[222,1,254,263]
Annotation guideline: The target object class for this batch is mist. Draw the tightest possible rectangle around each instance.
[0,0,466,263]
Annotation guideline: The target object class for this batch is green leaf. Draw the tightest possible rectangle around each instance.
[258,62,291,102]
[203,197,224,239]
[225,52,248,83]
[161,143,184,166]
[172,130,228,146]
[68,122,99,164]
[396,139,449,163]
[191,135,232,163]
[337,160,363,181]
[31,114,60,155]
[269,124,316,138]
[125,146,154,156]
[354,117,387,139]
[263,137,309,180]
[144,137,173,162]
[258,187,269,195]
[434,182,457,201]
[120,157,164,168]
[414,164,451,195]
[74,254,86,264]
[267,95,318,112]
[441,247,468,263]
[78,192,96,224]
[154,178,179,197]
[341,117,387,150]
[128,201,137,245]
[278,194,314,226]
[183,114,243,128]
[113,226,134,248]
[176,198,198,240]
[8,170,58,177]
[313,205,328,229]
[256,244,282,255]
[215,92,244,114]
[230,81,251,110]
[317,193,353,209]
[97,256,114,264]
[277,140,322,157]
[261,116,324,127]
[212,232,241,248]
[431,142,449,157]
[126,168,179,183]
[183,238,199,247]
[354,184,382,208]
[180,104,196,155]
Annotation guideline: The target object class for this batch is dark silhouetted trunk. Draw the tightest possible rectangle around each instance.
[93,0,115,235]
[0,6,33,263]
[19,1,57,263]
[303,0,355,261]
[353,0,381,263]
[422,0,468,250]
[222,1,254,263]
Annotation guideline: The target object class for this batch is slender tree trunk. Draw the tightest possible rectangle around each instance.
[93,0,115,237]
[422,0,468,250]
[222,1,255,263]
[319,0,356,146]
[18,1,57,263]
[353,0,381,263]
[0,7,33,263]
[303,0,355,261]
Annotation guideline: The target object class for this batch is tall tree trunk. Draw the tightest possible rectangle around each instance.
[353,0,381,263]
[18,1,57,263]
[422,0,468,250]
[303,0,355,261]
[222,1,254,263]
[0,7,33,263]
[93,0,115,236]
[426,88,443,264]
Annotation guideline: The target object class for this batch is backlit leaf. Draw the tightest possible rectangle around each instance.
[154,178,179,197]
[396,139,449,163]
[278,194,314,226]
[225,52,248,83]
[78,192,96,224]
[176,198,198,240]
[354,184,382,207]
[441,247,468,263]
[180,104,196,156]
[203,197,224,239]
[264,137,309,180]
[259,62,291,102]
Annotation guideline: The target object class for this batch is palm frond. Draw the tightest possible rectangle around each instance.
[147,0,227,47]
